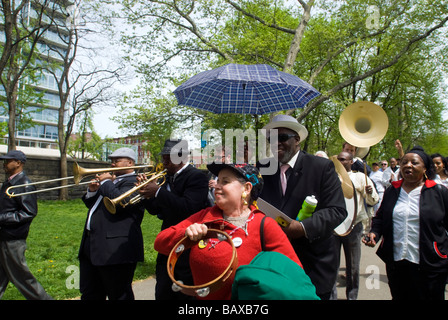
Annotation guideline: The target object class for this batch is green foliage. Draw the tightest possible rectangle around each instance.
[0,121,7,138]
[218,0,298,65]
[67,110,105,160]
[111,86,191,164]
[1,199,161,300]
[97,0,448,162]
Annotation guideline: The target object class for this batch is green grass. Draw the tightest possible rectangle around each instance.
[1,199,162,300]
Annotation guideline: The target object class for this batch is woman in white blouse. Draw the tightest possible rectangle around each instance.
[364,146,448,300]
[431,153,448,188]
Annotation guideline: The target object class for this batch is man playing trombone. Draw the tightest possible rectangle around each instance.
[78,147,145,300]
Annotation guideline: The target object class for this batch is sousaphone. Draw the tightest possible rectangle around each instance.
[330,155,353,200]
[331,155,357,237]
[339,101,388,148]
[334,101,388,236]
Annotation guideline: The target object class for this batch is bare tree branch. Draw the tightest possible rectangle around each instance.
[225,0,296,34]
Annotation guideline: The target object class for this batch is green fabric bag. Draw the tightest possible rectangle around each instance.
[231,250,320,300]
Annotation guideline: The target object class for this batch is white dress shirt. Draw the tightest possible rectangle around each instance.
[158,162,190,194]
[434,174,448,188]
[348,171,379,225]
[392,186,422,264]
[85,172,136,230]
[282,150,300,169]
[382,166,400,188]
[369,170,385,194]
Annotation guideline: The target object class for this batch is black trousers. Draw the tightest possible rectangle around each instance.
[79,236,137,300]
[0,240,52,300]
[155,253,195,300]
[386,260,447,300]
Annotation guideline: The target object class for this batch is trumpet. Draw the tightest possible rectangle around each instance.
[5,162,154,198]
[103,169,167,214]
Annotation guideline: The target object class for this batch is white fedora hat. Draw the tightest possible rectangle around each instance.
[262,114,308,142]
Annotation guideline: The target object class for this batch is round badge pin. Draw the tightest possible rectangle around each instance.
[198,239,208,249]
[232,237,243,247]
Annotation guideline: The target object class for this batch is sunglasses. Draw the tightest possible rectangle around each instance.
[267,133,298,143]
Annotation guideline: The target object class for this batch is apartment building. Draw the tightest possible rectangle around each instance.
[0,1,70,154]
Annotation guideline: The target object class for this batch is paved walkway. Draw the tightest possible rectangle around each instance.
[333,243,391,300]
[132,276,156,300]
[133,244,448,300]
[132,245,395,300]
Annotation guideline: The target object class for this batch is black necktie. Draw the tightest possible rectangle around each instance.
[167,175,174,190]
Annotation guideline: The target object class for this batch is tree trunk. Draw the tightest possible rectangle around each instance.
[283,0,314,74]
[59,152,69,200]
[7,82,18,151]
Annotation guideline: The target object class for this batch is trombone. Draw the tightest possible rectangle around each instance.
[103,169,167,214]
[5,162,154,198]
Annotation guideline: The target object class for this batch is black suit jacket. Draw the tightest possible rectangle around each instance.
[258,151,347,296]
[79,174,145,266]
[144,164,209,298]
[144,164,209,230]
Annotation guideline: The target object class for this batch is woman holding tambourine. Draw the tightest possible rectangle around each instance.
[154,163,302,300]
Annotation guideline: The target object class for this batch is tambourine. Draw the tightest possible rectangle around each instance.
[167,229,238,298]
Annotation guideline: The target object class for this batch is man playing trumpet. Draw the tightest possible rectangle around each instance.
[78,147,145,300]
[138,139,209,300]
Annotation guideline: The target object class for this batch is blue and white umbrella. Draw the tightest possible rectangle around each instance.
[173,63,320,115]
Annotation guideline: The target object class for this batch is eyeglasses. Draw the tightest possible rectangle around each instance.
[381,163,387,166]
[267,133,298,143]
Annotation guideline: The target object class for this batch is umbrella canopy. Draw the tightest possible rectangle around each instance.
[173,64,320,115]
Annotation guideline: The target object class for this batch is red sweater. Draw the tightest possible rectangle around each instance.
[154,205,302,299]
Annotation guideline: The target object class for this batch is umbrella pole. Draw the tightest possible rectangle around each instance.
[242,83,246,129]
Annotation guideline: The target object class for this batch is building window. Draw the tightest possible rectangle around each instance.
[37,70,61,91]
[27,106,59,123]
[43,92,60,107]
[17,124,58,140]
[44,125,58,139]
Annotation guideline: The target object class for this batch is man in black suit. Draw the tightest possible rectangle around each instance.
[139,139,209,300]
[258,115,347,300]
[79,147,145,300]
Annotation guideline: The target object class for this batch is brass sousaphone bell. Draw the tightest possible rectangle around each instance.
[338,101,389,148]
[334,101,389,236]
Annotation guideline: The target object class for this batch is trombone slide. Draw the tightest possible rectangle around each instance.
[5,179,93,198]
[5,162,154,198]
